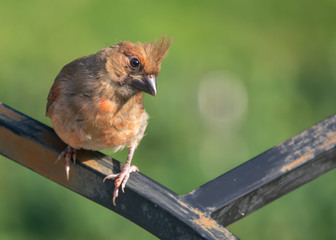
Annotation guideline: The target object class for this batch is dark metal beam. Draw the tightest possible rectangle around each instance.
[0,103,238,240]
[183,113,336,227]
[2,101,336,238]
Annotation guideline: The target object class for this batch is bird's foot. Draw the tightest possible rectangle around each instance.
[103,164,139,206]
[55,145,76,180]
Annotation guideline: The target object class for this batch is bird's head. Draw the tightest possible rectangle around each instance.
[105,35,172,98]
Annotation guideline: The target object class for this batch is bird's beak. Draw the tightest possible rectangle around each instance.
[131,74,157,96]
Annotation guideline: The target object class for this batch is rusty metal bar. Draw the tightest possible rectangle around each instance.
[0,103,237,240]
[183,113,336,227]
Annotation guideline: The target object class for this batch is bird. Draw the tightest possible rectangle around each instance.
[46,35,172,205]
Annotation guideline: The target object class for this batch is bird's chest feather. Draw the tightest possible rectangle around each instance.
[95,97,145,146]
[52,93,147,150]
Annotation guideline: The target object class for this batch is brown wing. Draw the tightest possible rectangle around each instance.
[46,56,86,117]
[46,76,62,117]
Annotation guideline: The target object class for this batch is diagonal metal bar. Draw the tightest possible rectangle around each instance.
[2,101,336,239]
[0,103,238,240]
[183,112,336,227]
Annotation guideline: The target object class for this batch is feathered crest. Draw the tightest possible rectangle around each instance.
[143,34,173,63]
[118,35,172,74]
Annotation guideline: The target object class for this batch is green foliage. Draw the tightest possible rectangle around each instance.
[1,0,336,239]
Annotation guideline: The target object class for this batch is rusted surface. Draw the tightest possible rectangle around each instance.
[176,200,236,240]
[0,103,237,240]
[281,153,314,172]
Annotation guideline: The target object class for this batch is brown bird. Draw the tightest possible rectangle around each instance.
[46,36,172,205]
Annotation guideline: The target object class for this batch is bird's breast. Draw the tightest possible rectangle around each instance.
[98,97,118,113]
[80,94,146,150]
[51,93,147,151]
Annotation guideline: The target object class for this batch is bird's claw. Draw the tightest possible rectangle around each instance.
[55,145,76,180]
[103,165,139,206]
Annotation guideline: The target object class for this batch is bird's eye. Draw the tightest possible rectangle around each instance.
[130,58,141,69]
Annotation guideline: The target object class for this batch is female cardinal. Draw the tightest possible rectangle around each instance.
[46,36,172,205]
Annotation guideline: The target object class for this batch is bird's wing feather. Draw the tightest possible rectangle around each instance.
[46,76,62,117]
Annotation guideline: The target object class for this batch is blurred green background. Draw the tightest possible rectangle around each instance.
[1,0,336,239]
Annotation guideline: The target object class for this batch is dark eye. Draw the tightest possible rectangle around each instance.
[130,58,141,69]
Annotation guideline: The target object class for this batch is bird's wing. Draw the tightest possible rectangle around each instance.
[46,56,88,117]
[46,75,62,117]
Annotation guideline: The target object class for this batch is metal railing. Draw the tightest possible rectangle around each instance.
[1,102,336,239]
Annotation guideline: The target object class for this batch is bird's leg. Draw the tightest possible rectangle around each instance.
[55,145,77,180]
[103,146,139,205]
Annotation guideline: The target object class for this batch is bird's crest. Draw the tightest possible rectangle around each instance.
[119,35,173,74]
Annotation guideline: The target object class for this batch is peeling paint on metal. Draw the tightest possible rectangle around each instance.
[178,201,235,239]
[281,153,314,172]
[318,131,336,151]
